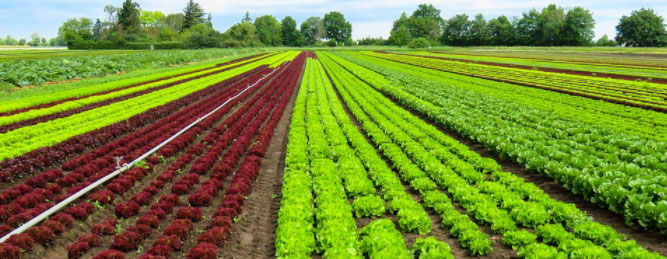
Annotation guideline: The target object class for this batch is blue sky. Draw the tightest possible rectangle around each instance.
[1,0,666,41]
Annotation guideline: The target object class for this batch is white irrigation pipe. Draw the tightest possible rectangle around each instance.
[0,63,284,243]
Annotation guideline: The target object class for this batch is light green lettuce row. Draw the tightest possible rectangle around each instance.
[0,52,271,114]
[0,51,296,161]
[0,53,274,126]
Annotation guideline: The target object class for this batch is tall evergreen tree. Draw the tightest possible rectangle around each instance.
[182,0,205,32]
[206,13,213,27]
[93,19,103,40]
[117,0,141,33]
[242,11,252,23]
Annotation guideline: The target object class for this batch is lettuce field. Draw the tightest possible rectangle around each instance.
[0,49,665,258]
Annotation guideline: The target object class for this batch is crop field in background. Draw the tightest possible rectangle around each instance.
[0,48,665,259]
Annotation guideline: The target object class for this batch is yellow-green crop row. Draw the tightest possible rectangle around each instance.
[0,51,295,160]
[0,53,275,126]
[0,53,272,114]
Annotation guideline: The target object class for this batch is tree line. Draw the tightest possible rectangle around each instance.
[53,0,219,49]
[221,11,352,47]
[43,0,354,49]
[382,4,667,48]
[0,34,54,47]
[3,2,665,48]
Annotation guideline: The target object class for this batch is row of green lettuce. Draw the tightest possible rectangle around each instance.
[445,49,667,71]
[275,58,453,258]
[0,48,263,89]
[332,51,667,234]
[0,50,263,104]
[0,52,298,161]
[318,51,664,258]
[366,52,667,111]
[408,51,667,81]
[0,53,273,126]
[353,51,667,142]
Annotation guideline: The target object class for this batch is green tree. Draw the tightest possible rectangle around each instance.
[18,38,26,45]
[344,37,354,46]
[140,11,165,28]
[242,11,252,23]
[223,22,258,47]
[164,13,185,32]
[183,23,221,48]
[118,0,141,34]
[159,26,178,41]
[300,16,324,45]
[537,4,566,45]
[515,9,540,45]
[281,16,304,47]
[407,37,431,48]
[206,13,212,27]
[469,13,489,45]
[182,0,206,32]
[104,5,119,24]
[49,38,60,46]
[488,15,515,45]
[407,4,443,41]
[389,12,411,46]
[28,33,40,46]
[323,11,352,43]
[561,7,595,46]
[442,14,471,46]
[255,15,282,46]
[93,19,103,40]
[5,36,16,45]
[616,8,667,47]
[357,37,387,45]
[58,17,93,44]
[596,34,617,46]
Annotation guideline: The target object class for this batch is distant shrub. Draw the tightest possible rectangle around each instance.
[327,39,337,47]
[407,37,431,49]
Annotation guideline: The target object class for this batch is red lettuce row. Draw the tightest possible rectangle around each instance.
[77,59,288,259]
[0,65,267,182]
[184,53,304,258]
[1,66,271,257]
[0,53,265,118]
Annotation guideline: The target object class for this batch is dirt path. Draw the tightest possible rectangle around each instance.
[217,59,303,259]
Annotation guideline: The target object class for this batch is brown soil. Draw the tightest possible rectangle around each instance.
[216,62,301,259]
[24,68,273,259]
